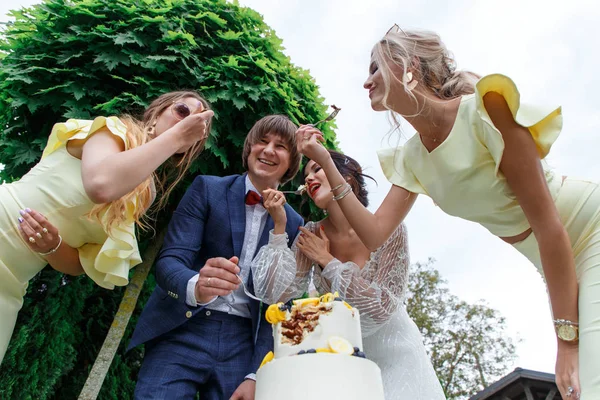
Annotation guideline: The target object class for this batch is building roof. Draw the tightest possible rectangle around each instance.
[469,368,559,400]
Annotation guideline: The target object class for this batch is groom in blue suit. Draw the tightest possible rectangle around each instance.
[129,115,304,399]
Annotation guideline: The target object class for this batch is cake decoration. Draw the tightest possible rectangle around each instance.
[255,292,385,400]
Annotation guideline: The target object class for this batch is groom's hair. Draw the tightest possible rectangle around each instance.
[242,115,301,184]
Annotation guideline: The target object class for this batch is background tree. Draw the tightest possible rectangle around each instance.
[406,259,520,399]
[0,0,336,398]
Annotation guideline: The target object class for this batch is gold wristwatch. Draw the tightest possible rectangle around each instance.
[554,319,579,342]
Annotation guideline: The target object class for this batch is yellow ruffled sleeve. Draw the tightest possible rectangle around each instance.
[42,116,128,159]
[475,74,563,174]
[42,115,139,289]
[78,204,142,289]
[376,146,427,195]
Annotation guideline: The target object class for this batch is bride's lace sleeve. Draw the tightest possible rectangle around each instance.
[251,223,316,304]
[319,223,410,337]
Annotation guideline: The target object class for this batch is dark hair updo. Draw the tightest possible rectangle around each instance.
[303,150,375,207]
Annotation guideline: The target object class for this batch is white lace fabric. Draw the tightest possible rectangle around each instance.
[252,222,409,337]
[251,221,445,399]
[251,228,312,304]
[313,223,409,337]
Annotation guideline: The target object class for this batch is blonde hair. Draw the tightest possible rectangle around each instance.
[87,91,211,234]
[372,28,480,119]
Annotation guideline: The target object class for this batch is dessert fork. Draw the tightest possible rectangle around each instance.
[237,275,263,302]
[280,188,306,195]
[307,105,341,127]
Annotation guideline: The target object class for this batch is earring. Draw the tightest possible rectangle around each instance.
[147,120,157,137]
[404,72,418,91]
[323,209,328,216]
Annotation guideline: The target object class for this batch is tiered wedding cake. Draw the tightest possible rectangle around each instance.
[255,293,385,400]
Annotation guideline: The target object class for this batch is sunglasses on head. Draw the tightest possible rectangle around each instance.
[386,23,408,36]
[171,101,205,120]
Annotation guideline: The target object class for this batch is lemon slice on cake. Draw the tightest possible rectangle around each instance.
[293,297,320,308]
[328,336,354,355]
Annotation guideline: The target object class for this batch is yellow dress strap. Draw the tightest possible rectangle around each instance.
[475,74,563,172]
[42,116,128,159]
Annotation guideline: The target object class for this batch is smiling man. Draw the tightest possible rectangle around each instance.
[129,115,304,400]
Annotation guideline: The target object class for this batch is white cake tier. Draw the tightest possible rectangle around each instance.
[256,353,385,400]
[273,301,363,357]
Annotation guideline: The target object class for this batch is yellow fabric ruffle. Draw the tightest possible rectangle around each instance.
[475,73,563,174]
[377,146,427,195]
[42,116,141,288]
[42,116,128,159]
[78,222,142,290]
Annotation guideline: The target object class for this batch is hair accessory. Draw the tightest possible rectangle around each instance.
[38,235,62,256]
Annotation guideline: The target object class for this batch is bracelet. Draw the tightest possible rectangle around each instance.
[330,183,345,193]
[333,184,352,201]
[38,235,62,256]
[553,318,578,326]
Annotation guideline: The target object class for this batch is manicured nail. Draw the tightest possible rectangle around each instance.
[320,226,324,230]
[25,208,32,213]
[18,217,23,223]
[19,210,26,216]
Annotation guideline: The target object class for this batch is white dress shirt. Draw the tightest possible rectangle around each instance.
[186,175,268,319]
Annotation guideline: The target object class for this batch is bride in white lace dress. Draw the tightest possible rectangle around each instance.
[252,150,445,400]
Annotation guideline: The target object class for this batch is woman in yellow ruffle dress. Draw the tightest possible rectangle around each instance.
[0,91,214,365]
[297,27,598,399]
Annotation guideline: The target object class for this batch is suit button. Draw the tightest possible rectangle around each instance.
[205,310,211,316]
[186,311,192,318]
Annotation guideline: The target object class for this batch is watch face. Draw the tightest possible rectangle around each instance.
[558,325,577,341]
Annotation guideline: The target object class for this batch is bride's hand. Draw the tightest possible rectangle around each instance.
[296,226,333,268]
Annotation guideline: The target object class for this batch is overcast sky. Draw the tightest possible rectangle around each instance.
[3,0,599,379]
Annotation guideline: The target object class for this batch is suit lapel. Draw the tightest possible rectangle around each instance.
[227,174,247,258]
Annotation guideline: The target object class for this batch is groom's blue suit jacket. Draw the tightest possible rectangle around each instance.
[129,173,303,374]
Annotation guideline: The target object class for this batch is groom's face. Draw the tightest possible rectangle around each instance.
[247,132,291,187]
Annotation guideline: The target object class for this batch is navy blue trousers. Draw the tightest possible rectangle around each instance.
[134,309,254,400]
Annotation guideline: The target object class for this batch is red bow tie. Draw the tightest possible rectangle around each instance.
[245,190,263,206]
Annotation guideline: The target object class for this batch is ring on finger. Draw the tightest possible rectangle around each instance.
[42,228,48,234]
[566,386,574,397]
[275,196,280,201]
[206,277,212,287]
[28,237,36,244]
[36,232,42,239]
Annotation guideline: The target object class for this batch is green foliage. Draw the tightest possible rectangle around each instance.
[0,0,336,398]
[406,259,519,399]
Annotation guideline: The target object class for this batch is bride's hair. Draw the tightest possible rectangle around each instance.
[302,150,375,207]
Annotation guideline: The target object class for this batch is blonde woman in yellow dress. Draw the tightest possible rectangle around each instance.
[296,26,599,399]
[0,91,214,365]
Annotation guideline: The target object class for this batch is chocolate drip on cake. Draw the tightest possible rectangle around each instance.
[280,303,332,345]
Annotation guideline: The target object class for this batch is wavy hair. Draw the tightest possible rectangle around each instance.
[87,91,211,233]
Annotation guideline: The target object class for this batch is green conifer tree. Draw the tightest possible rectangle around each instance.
[0,1,336,398]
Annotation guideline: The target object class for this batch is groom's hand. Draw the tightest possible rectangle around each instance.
[195,256,240,304]
[230,379,256,400]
